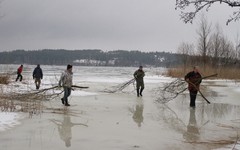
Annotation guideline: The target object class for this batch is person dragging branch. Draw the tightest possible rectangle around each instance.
[185,66,202,108]
[134,66,145,97]
[59,64,73,106]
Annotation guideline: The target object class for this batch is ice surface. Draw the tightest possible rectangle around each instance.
[0,112,21,132]
[0,64,240,150]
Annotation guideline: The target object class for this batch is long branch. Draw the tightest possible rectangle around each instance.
[32,85,89,95]
[185,73,218,104]
[0,85,89,101]
[187,80,211,104]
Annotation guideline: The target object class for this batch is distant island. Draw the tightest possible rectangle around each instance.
[0,49,183,67]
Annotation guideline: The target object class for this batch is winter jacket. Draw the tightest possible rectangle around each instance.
[33,66,43,79]
[17,66,23,74]
[185,71,202,92]
[133,69,145,83]
[59,70,73,88]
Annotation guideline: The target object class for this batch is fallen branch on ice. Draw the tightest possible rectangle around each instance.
[103,78,135,93]
[0,85,89,101]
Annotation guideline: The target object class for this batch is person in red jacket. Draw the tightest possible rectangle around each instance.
[16,65,23,82]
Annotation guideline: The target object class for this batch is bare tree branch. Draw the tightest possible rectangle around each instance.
[175,0,240,24]
[0,85,89,101]
[103,78,135,93]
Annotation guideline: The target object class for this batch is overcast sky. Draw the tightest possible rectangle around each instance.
[0,0,239,52]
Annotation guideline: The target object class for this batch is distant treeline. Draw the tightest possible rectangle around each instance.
[0,49,184,67]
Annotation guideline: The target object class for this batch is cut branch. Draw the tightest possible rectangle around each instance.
[0,85,89,101]
[103,78,135,93]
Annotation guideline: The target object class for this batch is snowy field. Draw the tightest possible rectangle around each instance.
[0,64,240,150]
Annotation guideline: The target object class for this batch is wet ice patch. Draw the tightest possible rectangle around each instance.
[71,91,98,96]
[0,112,21,132]
[144,75,173,83]
[214,143,240,150]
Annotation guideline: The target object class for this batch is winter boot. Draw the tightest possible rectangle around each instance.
[140,88,144,96]
[65,99,70,106]
[61,98,65,105]
[137,89,140,97]
[65,103,70,106]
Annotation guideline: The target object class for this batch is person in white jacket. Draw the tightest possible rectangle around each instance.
[59,64,73,106]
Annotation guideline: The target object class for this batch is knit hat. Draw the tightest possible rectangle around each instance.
[67,64,72,69]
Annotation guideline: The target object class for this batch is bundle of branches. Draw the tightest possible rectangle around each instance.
[154,78,187,103]
[0,74,10,84]
[0,85,89,101]
[103,78,135,93]
[155,74,217,104]
[0,98,44,118]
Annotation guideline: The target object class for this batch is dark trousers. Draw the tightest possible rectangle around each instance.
[16,73,22,81]
[189,91,198,107]
[63,87,71,104]
[136,81,144,96]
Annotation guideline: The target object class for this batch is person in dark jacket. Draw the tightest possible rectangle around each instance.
[185,66,202,108]
[33,64,43,89]
[16,65,23,82]
[133,66,145,97]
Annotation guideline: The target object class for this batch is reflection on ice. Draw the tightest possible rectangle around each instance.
[50,114,88,148]
[183,108,200,142]
[205,103,240,121]
[156,101,240,149]
[132,99,144,127]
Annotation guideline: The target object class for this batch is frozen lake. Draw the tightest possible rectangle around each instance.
[0,64,240,150]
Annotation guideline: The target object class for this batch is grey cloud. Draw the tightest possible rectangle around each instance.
[0,0,239,51]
